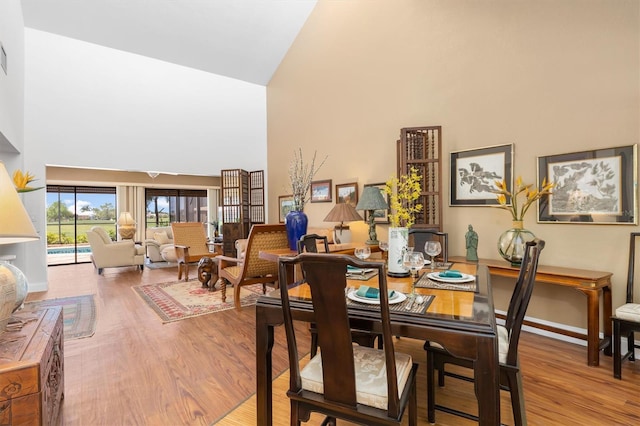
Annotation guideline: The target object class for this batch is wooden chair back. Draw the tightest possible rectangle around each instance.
[503,238,545,366]
[278,253,412,420]
[408,228,449,262]
[171,222,210,261]
[240,224,289,279]
[625,232,640,304]
[296,233,329,254]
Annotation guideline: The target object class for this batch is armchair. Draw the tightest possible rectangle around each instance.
[171,222,220,282]
[86,226,145,274]
[218,224,289,309]
[144,226,175,262]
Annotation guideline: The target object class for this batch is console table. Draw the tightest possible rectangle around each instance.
[451,256,612,366]
[0,307,64,425]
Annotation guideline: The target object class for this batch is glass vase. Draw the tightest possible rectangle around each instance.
[497,221,535,266]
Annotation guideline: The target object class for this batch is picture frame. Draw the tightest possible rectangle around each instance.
[537,144,638,224]
[336,182,358,208]
[450,144,513,206]
[363,183,390,224]
[278,195,295,223]
[310,179,332,203]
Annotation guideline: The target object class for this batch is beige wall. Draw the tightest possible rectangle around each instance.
[267,0,640,331]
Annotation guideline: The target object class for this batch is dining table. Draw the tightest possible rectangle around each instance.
[254,255,500,425]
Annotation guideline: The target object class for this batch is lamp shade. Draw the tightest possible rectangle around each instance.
[355,186,389,211]
[323,203,363,223]
[0,163,39,245]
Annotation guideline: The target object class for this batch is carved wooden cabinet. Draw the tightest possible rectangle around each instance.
[397,126,443,231]
[0,307,64,425]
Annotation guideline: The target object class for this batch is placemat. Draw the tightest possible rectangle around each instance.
[345,289,434,315]
[346,270,378,281]
[414,273,476,292]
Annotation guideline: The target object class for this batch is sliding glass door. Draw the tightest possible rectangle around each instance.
[46,185,117,266]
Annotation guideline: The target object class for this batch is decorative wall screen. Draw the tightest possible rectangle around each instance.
[221,169,264,256]
[396,126,442,230]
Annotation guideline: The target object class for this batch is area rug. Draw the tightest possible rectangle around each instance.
[133,280,265,323]
[23,294,97,340]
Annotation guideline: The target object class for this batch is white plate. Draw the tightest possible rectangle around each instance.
[347,290,407,305]
[423,259,431,266]
[426,272,475,283]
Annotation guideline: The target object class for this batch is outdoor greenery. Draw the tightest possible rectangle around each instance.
[47,201,116,222]
[46,221,116,244]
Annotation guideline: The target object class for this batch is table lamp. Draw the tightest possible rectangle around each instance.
[0,162,39,331]
[117,212,136,240]
[355,186,389,245]
[323,203,362,244]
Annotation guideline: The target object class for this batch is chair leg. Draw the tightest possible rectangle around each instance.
[628,331,635,362]
[409,369,418,426]
[177,261,184,280]
[506,370,527,426]
[613,320,622,379]
[426,350,436,423]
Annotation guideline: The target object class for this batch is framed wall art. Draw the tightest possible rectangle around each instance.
[450,144,513,206]
[537,144,637,224]
[363,183,390,224]
[278,195,295,223]
[336,182,358,208]
[310,180,332,203]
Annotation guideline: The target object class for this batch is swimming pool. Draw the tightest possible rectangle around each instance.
[47,246,92,255]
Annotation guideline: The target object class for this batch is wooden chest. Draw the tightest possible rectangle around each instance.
[0,307,64,425]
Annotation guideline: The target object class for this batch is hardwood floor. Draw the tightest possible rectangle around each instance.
[32,262,640,425]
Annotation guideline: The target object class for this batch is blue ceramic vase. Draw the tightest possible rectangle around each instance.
[285,210,308,251]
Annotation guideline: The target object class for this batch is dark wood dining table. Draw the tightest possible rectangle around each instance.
[254,256,500,425]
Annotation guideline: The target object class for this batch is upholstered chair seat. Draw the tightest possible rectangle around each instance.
[615,303,640,322]
[301,345,413,410]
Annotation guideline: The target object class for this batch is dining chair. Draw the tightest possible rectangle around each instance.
[612,232,640,379]
[218,224,289,309]
[408,227,449,263]
[297,233,329,254]
[278,253,418,425]
[297,233,381,357]
[425,238,545,425]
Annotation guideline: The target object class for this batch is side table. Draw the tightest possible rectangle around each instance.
[0,307,64,425]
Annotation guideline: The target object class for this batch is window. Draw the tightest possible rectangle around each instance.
[145,188,208,228]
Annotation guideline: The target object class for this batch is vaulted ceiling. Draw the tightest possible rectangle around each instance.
[20,0,317,85]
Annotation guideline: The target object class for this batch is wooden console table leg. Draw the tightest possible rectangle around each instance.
[579,287,602,366]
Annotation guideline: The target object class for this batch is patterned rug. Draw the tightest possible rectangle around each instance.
[133,280,265,323]
[23,294,97,340]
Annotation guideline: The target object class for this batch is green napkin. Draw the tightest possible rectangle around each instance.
[439,270,463,278]
[355,285,395,299]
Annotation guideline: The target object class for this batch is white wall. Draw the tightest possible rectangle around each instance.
[21,28,269,291]
[0,0,24,156]
[0,1,33,280]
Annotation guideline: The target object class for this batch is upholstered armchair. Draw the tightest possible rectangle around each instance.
[144,226,175,262]
[86,226,145,274]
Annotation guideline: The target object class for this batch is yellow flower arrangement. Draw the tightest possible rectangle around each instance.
[494,176,554,221]
[12,169,43,193]
[384,167,423,228]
